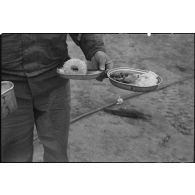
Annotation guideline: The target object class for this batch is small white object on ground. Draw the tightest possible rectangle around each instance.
[116,96,124,104]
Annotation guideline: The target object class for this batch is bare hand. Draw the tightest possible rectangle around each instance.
[91,51,113,71]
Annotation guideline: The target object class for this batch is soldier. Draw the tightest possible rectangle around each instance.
[1,34,113,162]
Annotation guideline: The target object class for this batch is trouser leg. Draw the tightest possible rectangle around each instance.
[34,81,70,162]
[1,98,34,162]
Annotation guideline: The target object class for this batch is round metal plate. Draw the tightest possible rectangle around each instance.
[107,67,162,92]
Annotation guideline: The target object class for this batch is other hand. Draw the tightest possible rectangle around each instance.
[91,51,113,71]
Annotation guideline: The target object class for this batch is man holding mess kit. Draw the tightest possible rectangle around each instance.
[1,33,113,162]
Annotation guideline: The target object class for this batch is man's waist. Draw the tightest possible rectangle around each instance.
[2,66,60,81]
[1,57,70,80]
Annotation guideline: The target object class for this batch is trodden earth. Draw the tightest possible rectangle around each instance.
[33,34,194,162]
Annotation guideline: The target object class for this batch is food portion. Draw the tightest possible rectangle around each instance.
[110,72,138,84]
[110,71,158,87]
[135,71,158,87]
[59,59,87,75]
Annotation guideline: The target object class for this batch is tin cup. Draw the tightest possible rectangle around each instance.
[1,81,18,119]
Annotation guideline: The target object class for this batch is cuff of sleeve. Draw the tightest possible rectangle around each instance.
[79,34,106,60]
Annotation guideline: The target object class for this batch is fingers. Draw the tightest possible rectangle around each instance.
[99,57,113,71]
[99,58,106,71]
[105,60,114,70]
[93,51,113,71]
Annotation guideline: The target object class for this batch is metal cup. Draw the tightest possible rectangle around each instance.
[1,81,18,119]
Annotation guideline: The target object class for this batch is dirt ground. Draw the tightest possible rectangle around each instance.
[33,34,194,162]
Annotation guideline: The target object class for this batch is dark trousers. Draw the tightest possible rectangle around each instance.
[1,79,70,162]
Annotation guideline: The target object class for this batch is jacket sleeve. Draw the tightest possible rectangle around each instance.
[69,34,106,60]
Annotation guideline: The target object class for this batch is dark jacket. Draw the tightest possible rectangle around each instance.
[1,33,105,77]
[1,33,106,98]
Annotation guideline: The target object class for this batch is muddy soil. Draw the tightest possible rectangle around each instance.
[33,34,194,162]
